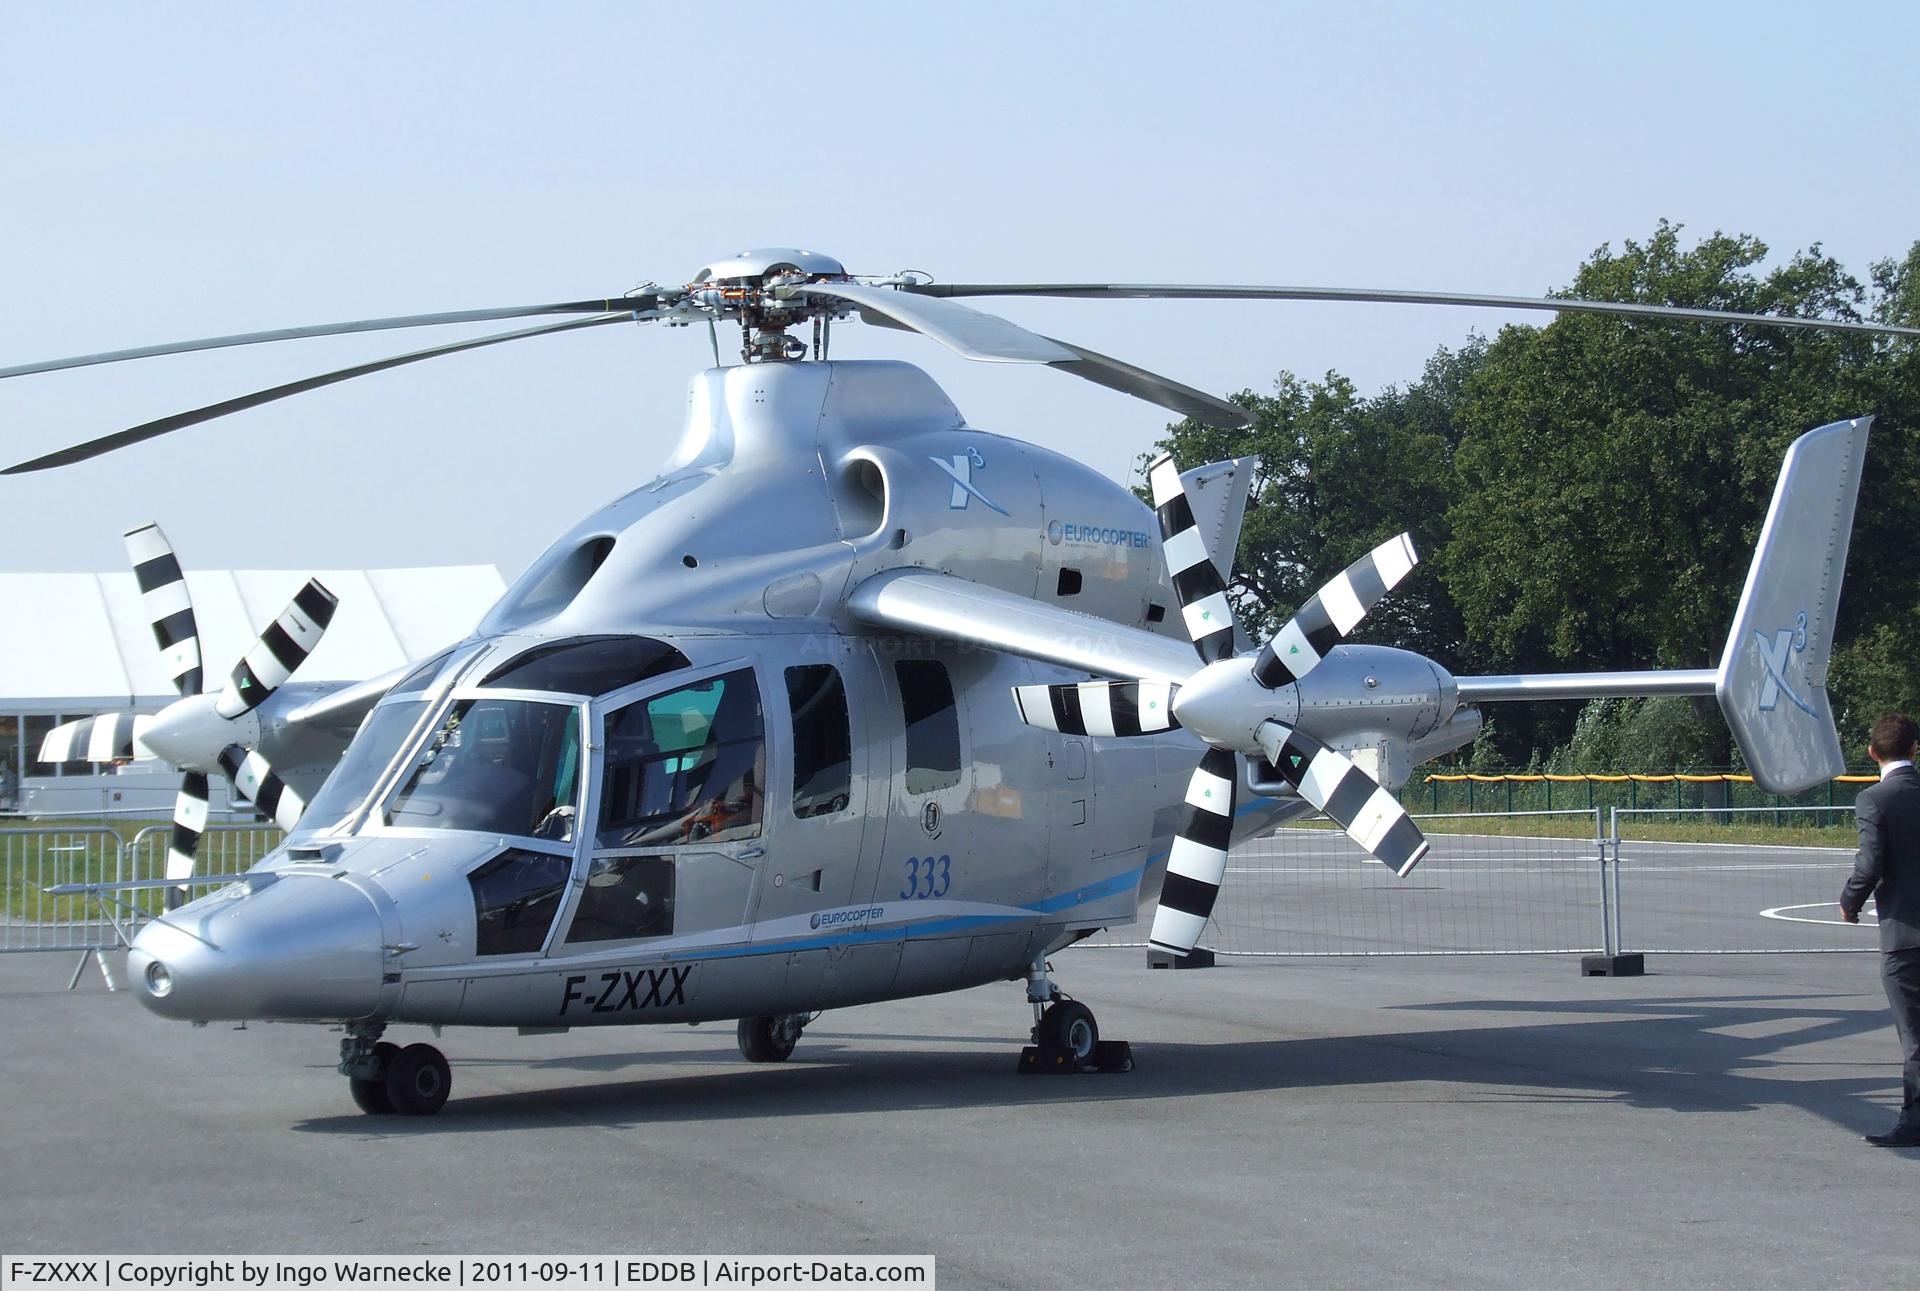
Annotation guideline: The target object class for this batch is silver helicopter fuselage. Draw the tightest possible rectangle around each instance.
[125,359,1468,1029]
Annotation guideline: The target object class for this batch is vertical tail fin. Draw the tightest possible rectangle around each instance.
[1716,416,1871,792]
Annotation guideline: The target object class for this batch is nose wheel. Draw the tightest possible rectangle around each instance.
[341,1026,453,1116]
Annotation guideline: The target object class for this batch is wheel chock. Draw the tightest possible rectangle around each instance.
[1016,1040,1134,1074]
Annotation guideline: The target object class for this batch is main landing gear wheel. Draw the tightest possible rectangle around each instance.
[737,1014,806,1062]
[1017,957,1132,1074]
[1035,1000,1100,1072]
[383,1043,452,1116]
[349,1040,401,1115]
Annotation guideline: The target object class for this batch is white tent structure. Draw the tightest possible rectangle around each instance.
[0,565,505,816]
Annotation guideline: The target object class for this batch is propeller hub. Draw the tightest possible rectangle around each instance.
[141,693,257,772]
[1171,656,1298,753]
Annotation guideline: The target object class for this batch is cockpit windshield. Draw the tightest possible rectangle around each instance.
[385,698,582,842]
[297,700,431,834]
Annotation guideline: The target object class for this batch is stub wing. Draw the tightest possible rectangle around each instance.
[846,569,1199,685]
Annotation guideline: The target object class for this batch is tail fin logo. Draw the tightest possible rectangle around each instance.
[1754,612,1814,716]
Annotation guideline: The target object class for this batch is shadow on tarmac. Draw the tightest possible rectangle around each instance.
[291,991,1903,1138]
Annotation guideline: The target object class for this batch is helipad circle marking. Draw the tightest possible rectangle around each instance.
[1759,902,1877,927]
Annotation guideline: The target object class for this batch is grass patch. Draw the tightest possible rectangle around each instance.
[1278,812,1853,849]
[1,819,284,924]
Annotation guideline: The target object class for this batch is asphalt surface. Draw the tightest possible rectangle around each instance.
[1,932,1913,1289]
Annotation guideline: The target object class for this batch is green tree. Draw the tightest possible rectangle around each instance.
[1144,343,1479,661]
[1444,222,1917,764]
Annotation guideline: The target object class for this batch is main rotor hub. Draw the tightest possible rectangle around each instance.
[686,248,854,364]
[691,248,847,284]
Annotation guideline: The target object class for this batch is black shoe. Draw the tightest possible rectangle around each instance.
[1864,1124,1920,1147]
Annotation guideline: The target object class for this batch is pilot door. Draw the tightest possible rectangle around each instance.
[570,662,772,953]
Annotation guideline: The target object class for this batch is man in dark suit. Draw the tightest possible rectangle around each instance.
[1840,712,1920,1147]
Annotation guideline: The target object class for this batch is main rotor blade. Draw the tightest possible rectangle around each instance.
[908,283,1920,340]
[0,296,659,381]
[795,282,1250,429]
[1044,338,1252,429]
[3,313,631,474]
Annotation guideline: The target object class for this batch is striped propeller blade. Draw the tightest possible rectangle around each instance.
[124,522,204,697]
[1012,680,1180,737]
[1252,533,1418,689]
[214,579,338,719]
[1148,454,1236,663]
[38,712,152,764]
[1148,748,1237,956]
[1256,722,1428,876]
[218,745,307,833]
[165,772,210,911]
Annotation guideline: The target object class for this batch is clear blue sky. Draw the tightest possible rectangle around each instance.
[2,1,1914,580]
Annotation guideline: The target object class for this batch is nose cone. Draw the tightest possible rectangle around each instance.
[129,873,387,1022]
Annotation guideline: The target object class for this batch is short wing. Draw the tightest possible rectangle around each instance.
[846,569,1200,686]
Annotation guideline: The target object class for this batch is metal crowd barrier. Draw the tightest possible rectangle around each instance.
[2,809,1877,983]
[1084,805,1874,962]
[1,822,285,988]
[1607,806,1867,956]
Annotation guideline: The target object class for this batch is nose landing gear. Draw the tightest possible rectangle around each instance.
[1017,957,1133,1074]
[341,1024,453,1116]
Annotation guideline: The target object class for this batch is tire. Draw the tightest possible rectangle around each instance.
[737,1014,803,1062]
[1036,1001,1099,1071]
[349,1041,400,1115]
[383,1043,452,1116]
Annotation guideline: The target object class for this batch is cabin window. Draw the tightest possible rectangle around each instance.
[895,660,961,795]
[468,848,572,955]
[786,665,852,819]
[384,698,581,842]
[564,855,675,943]
[481,635,690,696]
[597,668,765,847]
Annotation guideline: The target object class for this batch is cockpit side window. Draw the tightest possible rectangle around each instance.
[480,635,691,696]
[786,664,851,818]
[468,848,572,955]
[385,698,581,842]
[596,668,764,848]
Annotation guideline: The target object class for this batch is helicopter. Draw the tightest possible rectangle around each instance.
[6,247,1907,1116]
